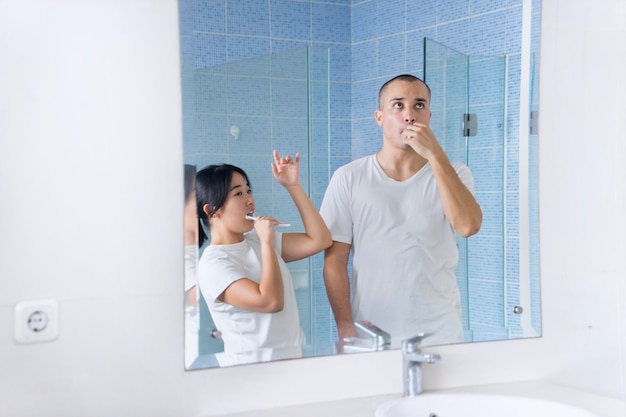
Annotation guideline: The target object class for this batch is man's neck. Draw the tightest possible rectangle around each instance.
[375,148,428,181]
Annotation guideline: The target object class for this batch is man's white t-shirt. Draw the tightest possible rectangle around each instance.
[320,155,474,347]
[198,230,305,358]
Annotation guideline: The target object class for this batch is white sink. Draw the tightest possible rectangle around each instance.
[375,393,601,417]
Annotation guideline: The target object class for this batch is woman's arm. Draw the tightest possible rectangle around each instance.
[220,218,284,313]
[272,150,332,262]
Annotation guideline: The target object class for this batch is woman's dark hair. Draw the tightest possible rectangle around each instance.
[195,164,251,246]
[184,164,196,202]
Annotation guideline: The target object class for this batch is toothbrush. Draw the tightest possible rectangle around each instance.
[245,215,291,227]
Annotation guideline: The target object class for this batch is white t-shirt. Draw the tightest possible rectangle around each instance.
[184,244,199,368]
[197,230,305,357]
[320,155,474,347]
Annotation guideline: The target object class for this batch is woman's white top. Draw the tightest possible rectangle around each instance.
[198,230,305,357]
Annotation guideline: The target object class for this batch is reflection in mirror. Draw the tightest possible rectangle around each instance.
[423,37,542,342]
[179,0,542,370]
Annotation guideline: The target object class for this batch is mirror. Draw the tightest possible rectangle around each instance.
[179,0,542,370]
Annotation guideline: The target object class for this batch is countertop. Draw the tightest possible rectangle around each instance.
[208,380,626,417]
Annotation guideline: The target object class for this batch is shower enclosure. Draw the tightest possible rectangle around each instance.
[424,38,540,341]
[183,47,331,368]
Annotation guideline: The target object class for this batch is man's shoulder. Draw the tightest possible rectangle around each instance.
[335,155,374,174]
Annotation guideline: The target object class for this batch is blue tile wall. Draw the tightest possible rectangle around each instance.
[467,11,507,56]
[375,0,406,37]
[438,0,470,22]
[406,0,438,30]
[226,1,269,36]
[179,0,541,355]
[377,34,407,78]
[271,0,311,40]
[312,3,350,43]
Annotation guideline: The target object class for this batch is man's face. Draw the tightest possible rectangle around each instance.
[375,80,432,143]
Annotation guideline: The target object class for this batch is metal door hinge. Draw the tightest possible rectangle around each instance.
[462,113,477,137]
[529,110,539,134]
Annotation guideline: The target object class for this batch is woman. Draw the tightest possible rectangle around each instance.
[196,150,331,365]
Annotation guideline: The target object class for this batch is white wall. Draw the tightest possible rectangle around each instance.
[534,0,626,399]
[0,0,625,416]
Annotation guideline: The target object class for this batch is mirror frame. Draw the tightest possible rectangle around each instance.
[179,0,543,370]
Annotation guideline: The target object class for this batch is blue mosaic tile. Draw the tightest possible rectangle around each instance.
[193,0,226,33]
[436,19,470,54]
[469,0,507,15]
[351,78,380,119]
[312,80,331,120]
[377,34,408,78]
[270,47,308,79]
[271,79,309,118]
[226,0,270,37]
[352,0,377,43]
[352,40,378,81]
[505,4,523,54]
[271,0,311,41]
[329,82,352,120]
[309,46,332,82]
[375,0,406,37]
[193,32,227,69]
[226,37,271,66]
[465,11,506,56]
[329,119,352,157]
[312,3,350,43]
[271,116,309,152]
[406,29,437,76]
[406,0,438,30]
[438,0,470,23]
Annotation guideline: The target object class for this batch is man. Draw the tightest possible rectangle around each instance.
[320,74,482,347]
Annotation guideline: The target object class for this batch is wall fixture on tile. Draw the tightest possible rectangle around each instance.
[230,125,240,140]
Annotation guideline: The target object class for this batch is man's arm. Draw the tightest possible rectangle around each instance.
[403,123,482,237]
[323,241,357,340]
[429,153,482,237]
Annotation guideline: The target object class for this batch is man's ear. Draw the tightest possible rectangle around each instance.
[374,109,383,126]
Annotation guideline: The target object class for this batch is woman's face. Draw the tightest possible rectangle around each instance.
[216,172,255,232]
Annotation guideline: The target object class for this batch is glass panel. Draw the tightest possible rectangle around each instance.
[528,51,541,336]
[183,47,330,369]
[528,0,542,335]
[467,54,508,341]
[424,38,472,338]
[425,38,513,342]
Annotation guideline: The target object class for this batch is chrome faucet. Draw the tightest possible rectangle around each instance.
[339,320,391,353]
[402,333,441,396]
[354,320,391,350]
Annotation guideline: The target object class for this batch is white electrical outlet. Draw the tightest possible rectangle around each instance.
[14,299,59,344]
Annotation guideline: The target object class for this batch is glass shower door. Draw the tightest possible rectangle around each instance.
[184,46,330,368]
[424,38,509,342]
[424,38,471,338]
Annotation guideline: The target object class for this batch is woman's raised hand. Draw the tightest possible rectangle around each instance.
[271,150,300,187]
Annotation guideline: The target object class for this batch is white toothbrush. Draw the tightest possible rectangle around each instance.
[245,215,291,227]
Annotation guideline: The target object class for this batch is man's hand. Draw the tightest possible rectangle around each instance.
[401,122,444,161]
